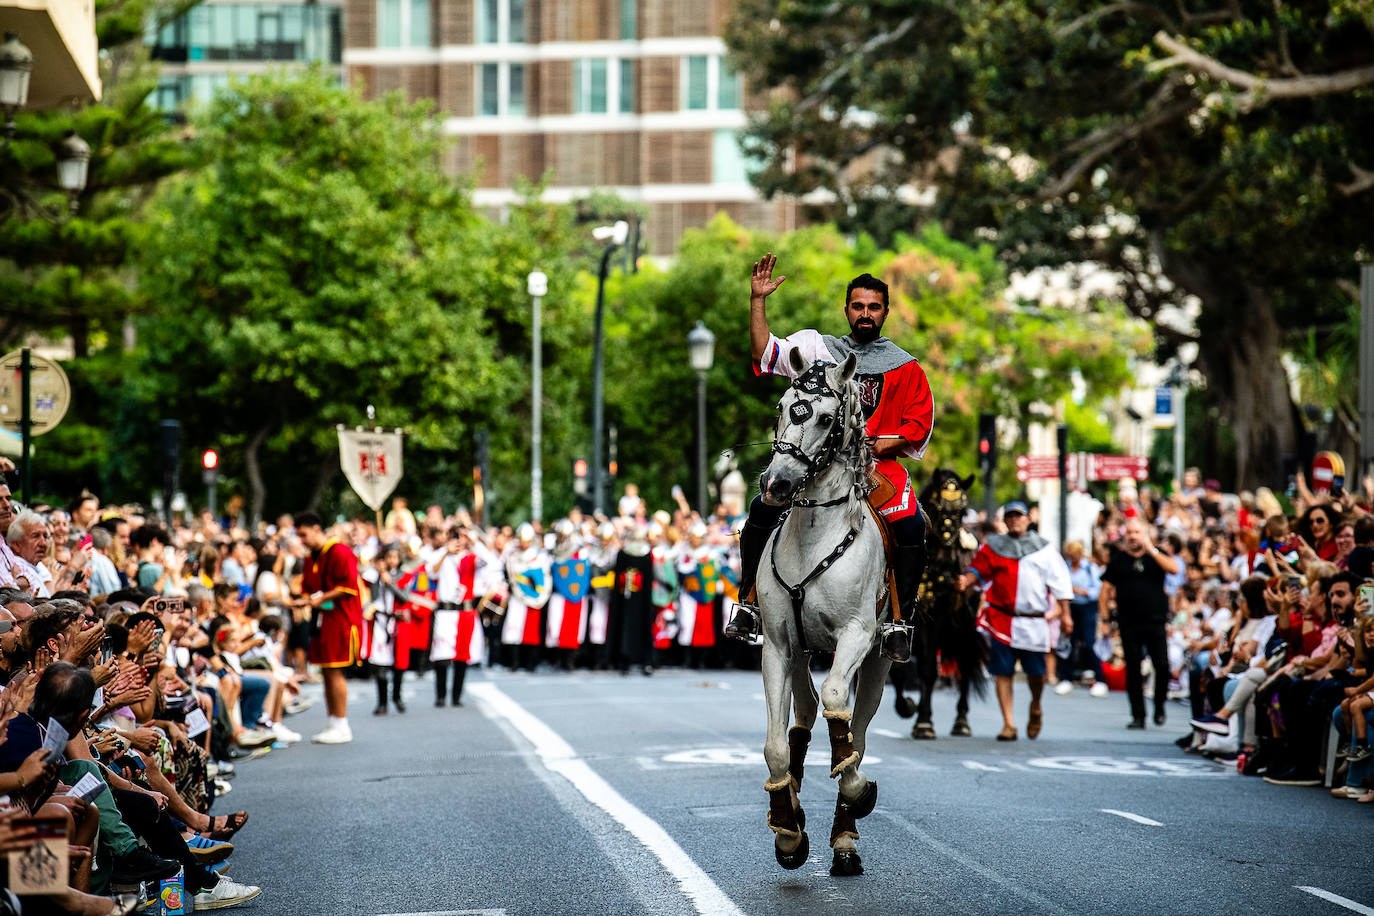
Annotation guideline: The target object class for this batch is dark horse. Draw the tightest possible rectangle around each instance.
[891,469,988,738]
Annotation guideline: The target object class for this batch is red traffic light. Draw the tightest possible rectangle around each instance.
[202,449,219,470]
[573,459,588,478]
[979,439,990,455]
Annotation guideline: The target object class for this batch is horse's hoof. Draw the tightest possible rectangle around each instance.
[775,832,810,870]
[894,696,917,719]
[839,780,877,819]
[829,849,864,877]
[912,721,937,740]
[951,718,972,737]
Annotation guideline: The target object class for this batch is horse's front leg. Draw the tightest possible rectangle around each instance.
[762,640,808,870]
[789,663,818,793]
[821,625,873,877]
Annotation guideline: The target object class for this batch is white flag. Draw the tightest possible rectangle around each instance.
[338,429,404,511]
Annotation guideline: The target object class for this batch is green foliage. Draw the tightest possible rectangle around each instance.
[581,214,1145,510]
[726,0,1374,486]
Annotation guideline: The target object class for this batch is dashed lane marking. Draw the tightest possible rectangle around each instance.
[1296,887,1374,915]
[376,910,507,915]
[1099,809,1164,827]
[469,682,744,916]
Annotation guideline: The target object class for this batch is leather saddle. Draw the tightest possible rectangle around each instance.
[864,470,905,622]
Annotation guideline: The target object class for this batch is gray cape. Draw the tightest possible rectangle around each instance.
[983,531,1050,560]
[822,335,916,375]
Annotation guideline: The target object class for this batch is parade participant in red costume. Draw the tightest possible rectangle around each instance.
[726,255,934,661]
[293,510,363,745]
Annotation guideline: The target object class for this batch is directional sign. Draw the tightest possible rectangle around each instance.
[1088,454,1149,482]
[1015,454,1061,482]
[0,350,71,437]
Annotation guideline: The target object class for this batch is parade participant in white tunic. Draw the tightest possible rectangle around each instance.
[650,522,681,654]
[429,527,496,705]
[582,522,619,668]
[676,522,721,665]
[546,519,592,668]
[362,545,406,715]
[502,523,552,671]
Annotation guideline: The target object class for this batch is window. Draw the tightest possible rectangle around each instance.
[154,2,338,63]
[574,59,608,113]
[379,0,427,46]
[477,0,525,44]
[479,62,526,116]
[683,56,708,110]
[619,59,635,113]
[712,129,758,183]
[620,0,636,39]
[681,55,742,111]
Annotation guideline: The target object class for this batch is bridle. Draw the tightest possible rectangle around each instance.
[770,362,852,506]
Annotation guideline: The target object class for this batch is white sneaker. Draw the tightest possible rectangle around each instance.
[1054,681,1073,696]
[310,723,353,745]
[1089,682,1109,698]
[284,697,315,716]
[214,778,233,797]
[194,877,262,909]
[271,722,302,744]
[235,728,274,749]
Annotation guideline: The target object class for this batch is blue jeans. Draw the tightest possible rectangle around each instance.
[240,673,271,726]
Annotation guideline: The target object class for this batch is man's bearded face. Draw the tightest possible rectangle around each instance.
[845,289,887,344]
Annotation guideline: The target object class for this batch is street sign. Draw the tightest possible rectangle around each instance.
[1015,454,1061,482]
[1311,451,1345,493]
[1154,387,1174,428]
[0,350,71,436]
[1087,454,1149,482]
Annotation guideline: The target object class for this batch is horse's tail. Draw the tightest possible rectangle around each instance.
[943,592,989,699]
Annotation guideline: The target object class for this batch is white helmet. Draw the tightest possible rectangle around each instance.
[688,521,708,539]
[597,521,616,541]
[517,523,536,543]
[553,518,575,539]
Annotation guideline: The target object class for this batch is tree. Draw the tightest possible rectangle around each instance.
[585,214,1145,512]
[726,0,1374,487]
[134,71,588,523]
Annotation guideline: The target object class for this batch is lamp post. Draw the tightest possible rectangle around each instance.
[1167,364,1187,483]
[589,219,628,516]
[527,269,548,523]
[687,321,716,515]
[57,130,90,212]
[0,32,33,140]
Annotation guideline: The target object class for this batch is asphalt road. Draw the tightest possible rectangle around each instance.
[216,665,1373,916]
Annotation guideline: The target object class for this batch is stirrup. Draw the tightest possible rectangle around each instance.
[725,602,762,642]
[880,622,913,663]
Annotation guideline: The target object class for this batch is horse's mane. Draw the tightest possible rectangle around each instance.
[834,374,875,528]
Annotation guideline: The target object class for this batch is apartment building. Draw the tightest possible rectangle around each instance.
[342,0,798,253]
[148,0,343,112]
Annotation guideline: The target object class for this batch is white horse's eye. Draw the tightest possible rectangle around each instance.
[818,414,833,425]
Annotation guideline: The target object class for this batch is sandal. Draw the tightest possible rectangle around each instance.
[202,811,249,840]
[996,726,1018,741]
[1359,791,1374,804]
[1027,704,1043,740]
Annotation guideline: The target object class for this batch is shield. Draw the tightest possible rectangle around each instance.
[553,558,592,603]
[513,566,547,602]
[683,559,720,605]
[338,428,403,510]
[718,562,740,602]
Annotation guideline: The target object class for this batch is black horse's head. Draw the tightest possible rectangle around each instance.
[918,468,975,551]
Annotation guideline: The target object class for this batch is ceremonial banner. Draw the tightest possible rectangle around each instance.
[683,559,719,605]
[338,428,404,511]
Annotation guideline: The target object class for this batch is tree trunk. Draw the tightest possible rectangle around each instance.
[306,455,337,513]
[244,424,270,528]
[1190,286,1299,489]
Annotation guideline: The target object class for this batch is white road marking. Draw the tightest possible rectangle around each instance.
[962,760,1003,772]
[871,728,902,738]
[469,682,743,916]
[1296,887,1374,915]
[1099,809,1164,827]
[376,910,507,916]
[660,747,881,767]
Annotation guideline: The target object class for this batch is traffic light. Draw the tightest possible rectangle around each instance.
[201,449,219,472]
[977,413,996,476]
[573,458,588,496]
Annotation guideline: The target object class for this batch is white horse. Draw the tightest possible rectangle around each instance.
[756,350,891,877]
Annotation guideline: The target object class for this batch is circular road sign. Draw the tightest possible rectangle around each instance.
[0,350,72,436]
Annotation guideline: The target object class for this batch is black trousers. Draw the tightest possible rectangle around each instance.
[374,667,402,708]
[432,660,468,703]
[747,494,925,544]
[110,786,216,892]
[1120,624,1169,721]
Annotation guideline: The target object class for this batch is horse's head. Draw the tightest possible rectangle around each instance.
[759,351,859,506]
[919,468,976,551]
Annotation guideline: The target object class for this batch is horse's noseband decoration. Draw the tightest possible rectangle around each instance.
[770,363,849,494]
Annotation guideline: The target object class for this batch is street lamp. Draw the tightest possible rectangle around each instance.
[528,269,548,523]
[0,33,33,140]
[589,219,629,515]
[687,321,716,515]
[57,130,90,211]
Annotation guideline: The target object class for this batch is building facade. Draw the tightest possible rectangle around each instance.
[149,0,342,112]
[342,0,798,253]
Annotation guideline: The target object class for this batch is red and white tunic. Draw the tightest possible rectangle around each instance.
[502,546,551,646]
[971,533,1073,653]
[430,546,490,665]
[756,328,934,522]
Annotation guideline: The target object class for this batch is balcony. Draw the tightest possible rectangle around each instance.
[0,0,100,106]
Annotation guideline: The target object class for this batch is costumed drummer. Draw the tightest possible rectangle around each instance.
[726,254,935,661]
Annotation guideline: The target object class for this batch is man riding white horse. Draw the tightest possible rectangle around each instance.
[726,254,934,662]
